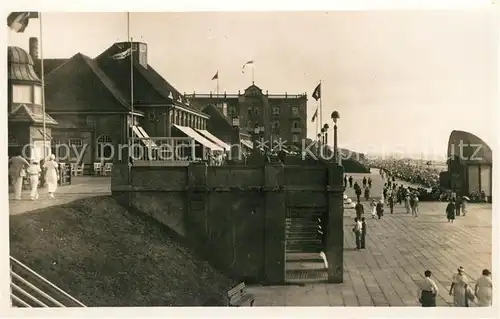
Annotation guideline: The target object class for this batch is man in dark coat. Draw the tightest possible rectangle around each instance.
[360,217,367,249]
[355,184,362,203]
[376,200,384,219]
[362,177,367,188]
[348,176,353,188]
[355,201,364,219]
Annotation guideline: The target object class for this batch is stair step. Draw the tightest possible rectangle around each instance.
[286,262,327,271]
[286,253,323,262]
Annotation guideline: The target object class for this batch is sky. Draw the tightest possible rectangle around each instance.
[8,11,497,159]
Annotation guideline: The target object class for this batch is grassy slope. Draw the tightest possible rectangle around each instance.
[10,196,235,306]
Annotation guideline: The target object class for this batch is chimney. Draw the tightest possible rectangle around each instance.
[29,37,39,60]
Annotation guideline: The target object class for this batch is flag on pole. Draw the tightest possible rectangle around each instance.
[110,48,131,60]
[242,60,254,73]
[312,83,321,101]
[311,108,318,122]
[212,71,218,80]
[7,12,39,33]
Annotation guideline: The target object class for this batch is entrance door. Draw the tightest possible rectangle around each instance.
[468,165,479,195]
[285,207,328,283]
[480,165,491,197]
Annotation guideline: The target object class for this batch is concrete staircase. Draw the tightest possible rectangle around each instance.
[285,211,328,283]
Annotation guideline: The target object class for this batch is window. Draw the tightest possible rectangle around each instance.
[97,135,113,159]
[292,121,300,129]
[12,85,32,104]
[228,105,236,116]
[292,134,300,143]
[247,108,252,116]
[34,85,42,105]
[271,121,280,130]
[272,107,280,115]
[139,43,147,68]
[68,138,83,148]
[254,107,260,115]
[291,107,299,117]
[247,120,253,128]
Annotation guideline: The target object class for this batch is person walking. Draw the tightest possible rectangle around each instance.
[461,197,468,216]
[43,154,59,199]
[362,177,367,188]
[370,199,377,218]
[352,217,362,250]
[474,269,492,307]
[344,175,348,187]
[449,266,469,307]
[364,187,370,201]
[367,177,372,188]
[455,195,461,217]
[355,184,362,203]
[411,194,419,217]
[348,176,353,188]
[355,201,364,219]
[360,217,367,249]
[8,153,30,200]
[376,200,384,219]
[404,193,411,214]
[446,199,456,223]
[417,270,439,307]
[388,194,395,214]
[26,161,42,200]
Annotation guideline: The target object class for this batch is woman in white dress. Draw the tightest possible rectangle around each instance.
[369,199,377,218]
[43,154,59,199]
[449,266,469,307]
[26,161,42,200]
[475,269,492,306]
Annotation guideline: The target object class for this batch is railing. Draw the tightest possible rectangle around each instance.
[185,92,307,99]
[131,137,200,166]
[10,256,86,308]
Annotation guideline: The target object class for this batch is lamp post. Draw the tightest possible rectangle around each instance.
[331,111,340,164]
[323,123,330,156]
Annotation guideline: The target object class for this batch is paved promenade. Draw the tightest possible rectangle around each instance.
[247,171,492,306]
[8,177,111,215]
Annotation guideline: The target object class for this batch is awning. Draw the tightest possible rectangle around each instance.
[173,124,223,151]
[241,139,253,149]
[196,129,230,151]
[136,126,158,147]
[132,126,157,148]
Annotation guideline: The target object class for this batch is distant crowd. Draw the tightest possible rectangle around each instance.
[369,159,441,188]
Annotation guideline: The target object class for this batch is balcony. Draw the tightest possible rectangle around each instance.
[291,128,302,133]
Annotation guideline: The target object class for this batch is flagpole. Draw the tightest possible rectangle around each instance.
[216,73,219,96]
[319,80,322,131]
[252,64,255,84]
[40,12,46,159]
[128,12,134,151]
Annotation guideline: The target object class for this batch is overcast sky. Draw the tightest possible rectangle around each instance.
[8,11,497,159]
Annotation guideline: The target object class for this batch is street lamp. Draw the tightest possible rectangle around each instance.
[323,123,330,147]
[320,127,325,145]
[331,111,340,164]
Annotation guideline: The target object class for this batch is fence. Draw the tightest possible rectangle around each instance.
[10,256,86,308]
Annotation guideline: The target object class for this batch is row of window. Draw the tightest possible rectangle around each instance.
[53,135,112,148]
[247,120,302,129]
[228,106,302,117]
[12,84,42,105]
[147,110,207,130]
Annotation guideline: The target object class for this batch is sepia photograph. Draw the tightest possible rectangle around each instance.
[4,7,496,310]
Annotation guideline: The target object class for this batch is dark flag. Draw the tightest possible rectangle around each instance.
[312,83,321,101]
[7,12,39,33]
[212,71,218,80]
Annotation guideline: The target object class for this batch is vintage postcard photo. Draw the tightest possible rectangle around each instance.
[3,6,497,314]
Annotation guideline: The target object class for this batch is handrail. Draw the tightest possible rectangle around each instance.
[11,282,49,307]
[10,256,86,307]
[11,294,32,307]
[11,270,66,307]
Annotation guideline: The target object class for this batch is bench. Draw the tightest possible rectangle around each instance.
[227,282,255,307]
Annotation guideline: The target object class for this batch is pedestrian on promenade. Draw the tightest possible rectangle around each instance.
[360,217,367,249]
[409,194,416,216]
[368,177,372,188]
[382,185,387,202]
[404,194,411,214]
[417,270,438,307]
[27,160,41,200]
[344,175,347,187]
[376,200,384,219]
[370,199,377,218]
[364,187,370,201]
[352,217,362,250]
[446,199,456,223]
[461,197,468,216]
[355,201,364,219]
[412,194,420,217]
[388,194,395,214]
[362,177,367,188]
[8,152,30,200]
[355,184,362,203]
[449,266,470,307]
[455,195,461,217]
[474,269,492,307]
[43,154,59,199]
[348,176,353,188]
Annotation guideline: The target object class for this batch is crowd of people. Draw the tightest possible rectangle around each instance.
[369,158,441,188]
[345,170,492,307]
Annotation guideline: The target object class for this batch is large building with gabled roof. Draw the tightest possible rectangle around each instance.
[26,38,228,172]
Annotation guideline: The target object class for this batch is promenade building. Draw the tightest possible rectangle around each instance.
[186,84,308,146]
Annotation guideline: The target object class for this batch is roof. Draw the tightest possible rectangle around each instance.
[447,130,492,164]
[202,104,232,127]
[8,46,41,82]
[9,103,58,126]
[34,58,69,77]
[43,53,129,112]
